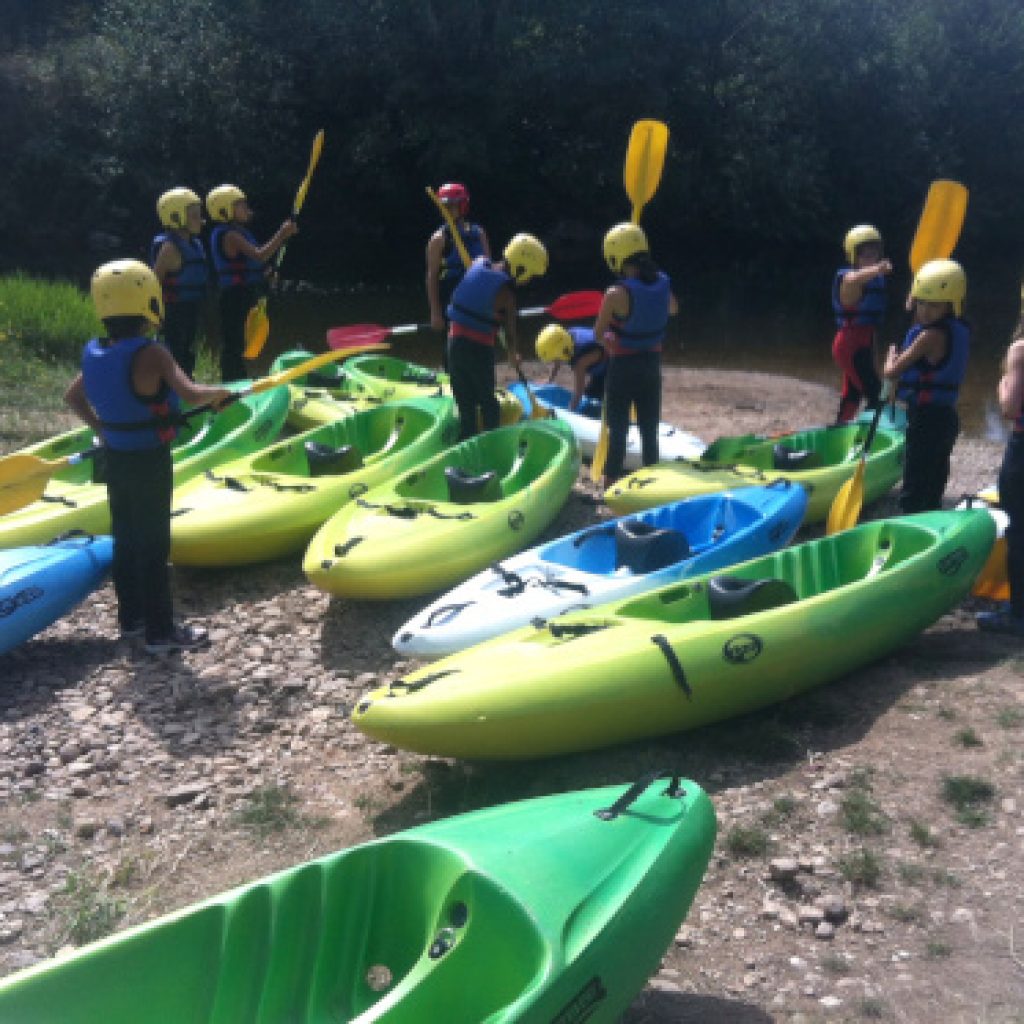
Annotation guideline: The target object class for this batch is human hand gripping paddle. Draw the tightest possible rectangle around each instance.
[591,119,670,483]
[0,340,382,516]
[243,129,325,359]
[825,179,969,536]
[325,291,603,350]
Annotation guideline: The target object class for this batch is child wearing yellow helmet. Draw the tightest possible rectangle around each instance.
[883,258,970,512]
[831,225,892,424]
[63,260,232,653]
[536,323,608,412]
[977,326,1024,636]
[593,223,678,486]
[446,234,548,439]
[206,184,297,381]
[150,188,206,379]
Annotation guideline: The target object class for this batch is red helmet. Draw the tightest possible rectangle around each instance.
[438,182,469,217]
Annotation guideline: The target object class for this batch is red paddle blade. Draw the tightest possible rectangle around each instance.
[546,290,604,321]
[326,324,391,350]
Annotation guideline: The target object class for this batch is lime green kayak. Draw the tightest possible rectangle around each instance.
[0,775,716,1024]
[170,397,457,566]
[353,509,994,759]
[343,353,448,401]
[606,422,904,522]
[0,385,290,549]
[304,418,581,599]
[269,349,383,430]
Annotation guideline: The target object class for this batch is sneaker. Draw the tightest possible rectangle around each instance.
[144,623,210,655]
[976,610,1024,638]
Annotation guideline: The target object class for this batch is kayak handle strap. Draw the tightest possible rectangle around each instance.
[595,772,686,821]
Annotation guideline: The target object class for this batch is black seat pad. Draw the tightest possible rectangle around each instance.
[707,576,797,619]
[445,466,500,503]
[306,370,346,389]
[614,520,690,573]
[772,443,820,471]
[304,442,363,476]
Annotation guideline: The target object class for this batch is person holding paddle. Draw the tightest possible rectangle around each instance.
[206,184,297,382]
[150,188,207,380]
[883,258,969,512]
[63,259,232,654]
[832,225,892,424]
[592,223,677,488]
[977,330,1024,637]
[446,233,548,439]
[536,323,607,411]
[425,183,491,335]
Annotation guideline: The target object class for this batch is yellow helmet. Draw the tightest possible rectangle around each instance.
[90,259,164,326]
[603,222,648,273]
[911,258,966,316]
[536,324,573,363]
[843,224,882,264]
[156,187,201,229]
[503,233,548,284]
[206,184,246,223]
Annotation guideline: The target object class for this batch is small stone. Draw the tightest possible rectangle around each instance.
[798,905,826,926]
[816,894,847,922]
[815,921,836,940]
[73,818,101,839]
[770,857,799,880]
[165,784,207,808]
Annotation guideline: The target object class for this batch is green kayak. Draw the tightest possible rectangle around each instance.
[353,509,994,759]
[269,350,383,431]
[0,384,290,549]
[605,422,904,522]
[0,776,716,1024]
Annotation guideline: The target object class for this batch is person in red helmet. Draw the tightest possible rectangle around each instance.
[425,182,491,365]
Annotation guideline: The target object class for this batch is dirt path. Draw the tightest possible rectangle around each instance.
[1,366,1021,1022]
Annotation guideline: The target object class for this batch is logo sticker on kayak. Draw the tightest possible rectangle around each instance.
[552,976,606,1024]
[0,586,44,619]
[508,510,525,531]
[723,633,763,664]
[937,546,969,576]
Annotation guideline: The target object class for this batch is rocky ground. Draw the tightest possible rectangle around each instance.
[1,366,1022,1023]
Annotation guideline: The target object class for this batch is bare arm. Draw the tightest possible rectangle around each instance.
[151,240,181,283]
[883,327,948,380]
[999,338,1024,419]
[569,350,603,410]
[425,231,445,330]
[839,260,893,307]
[136,345,233,408]
[592,284,630,352]
[494,284,519,364]
[223,221,298,266]
[64,374,102,434]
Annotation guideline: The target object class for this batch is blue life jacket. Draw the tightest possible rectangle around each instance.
[569,326,607,385]
[609,272,671,355]
[896,317,970,408]
[447,258,512,342]
[82,337,181,450]
[439,222,486,283]
[210,225,264,289]
[150,233,208,304]
[832,268,886,327]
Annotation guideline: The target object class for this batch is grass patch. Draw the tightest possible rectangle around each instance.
[761,794,798,826]
[996,707,1024,729]
[234,785,301,835]
[941,775,996,828]
[926,939,953,959]
[821,952,851,976]
[840,787,888,836]
[0,273,102,362]
[896,861,926,884]
[60,872,124,946]
[839,847,883,890]
[888,902,925,924]
[954,727,983,748]
[936,705,956,721]
[908,819,940,848]
[931,867,963,889]
[724,825,770,858]
[856,996,888,1019]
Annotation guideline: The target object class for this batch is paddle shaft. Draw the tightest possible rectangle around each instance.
[426,187,473,269]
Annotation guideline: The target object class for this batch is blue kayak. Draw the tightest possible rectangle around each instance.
[0,533,113,656]
[507,382,706,467]
[393,480,808,658]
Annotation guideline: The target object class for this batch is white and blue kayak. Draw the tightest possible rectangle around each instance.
[507,382,706,467]
[0,533,113,656]
[392,480,808,658]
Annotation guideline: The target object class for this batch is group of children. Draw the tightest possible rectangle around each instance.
[58,183,1023,654]
[831,224,1023,636]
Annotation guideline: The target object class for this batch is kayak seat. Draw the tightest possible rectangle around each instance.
[306,369,346,389]
[707,576,798,619]
[305,442,364,477]
[615,521,690,574]
[401,369,439,386]
[445,467,501,504]
[772,444,821,471]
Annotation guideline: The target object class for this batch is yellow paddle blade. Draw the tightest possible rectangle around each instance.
[590,414,609,484]
[0,454,69,515]
[972,538,1009,601]
[293,129,325,215]
[909,180,968,274]
[624,120,669,225]
[825,459,866,536]
[243,300,270,359]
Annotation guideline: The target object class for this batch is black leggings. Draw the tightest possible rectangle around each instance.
[604,352,661,481]
[162,300,202,379]
[105,446,174,641]
[218,285,258,382]
[900,403,959,513]
[447,335,499,439]
[999,433,1024,617]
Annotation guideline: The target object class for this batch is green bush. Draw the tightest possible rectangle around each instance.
[0,273,102,363]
